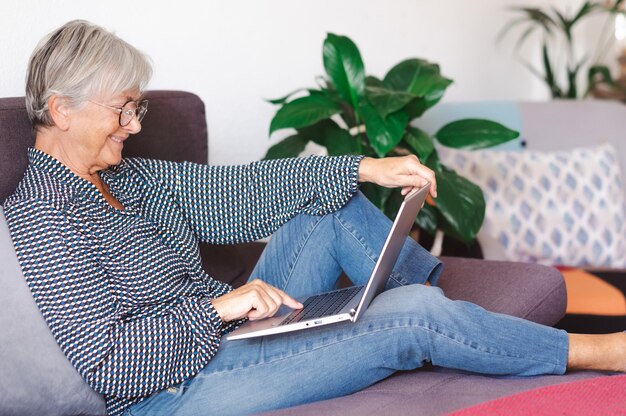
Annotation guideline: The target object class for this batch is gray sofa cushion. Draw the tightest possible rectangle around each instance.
[0,207,106,416]
[436,256,567,326]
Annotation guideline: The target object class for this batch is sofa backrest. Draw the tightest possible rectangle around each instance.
[519,99,626,181]
[0,90,208,203]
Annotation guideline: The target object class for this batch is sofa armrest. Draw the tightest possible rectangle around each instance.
[437,256,567,326]
[198,247,567,327]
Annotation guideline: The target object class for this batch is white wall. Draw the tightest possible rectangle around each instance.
[0,0,613,165]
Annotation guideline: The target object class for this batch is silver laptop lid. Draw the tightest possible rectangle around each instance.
[351,183,430,322]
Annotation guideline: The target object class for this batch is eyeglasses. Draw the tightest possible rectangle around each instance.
[89,99,149,127]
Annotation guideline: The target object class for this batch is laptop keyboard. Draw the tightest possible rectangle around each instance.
[280,286,363,325]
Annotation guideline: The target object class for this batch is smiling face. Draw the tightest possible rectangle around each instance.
[74,90,143,171]
[39,89,144,177]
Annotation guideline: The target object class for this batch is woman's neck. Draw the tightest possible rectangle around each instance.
[34,130,124,210]
[34,129,103,186]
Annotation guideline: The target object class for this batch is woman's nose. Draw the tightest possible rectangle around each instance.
[124,116,142,134]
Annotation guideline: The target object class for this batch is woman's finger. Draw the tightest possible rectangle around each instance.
[279,290,303,310]
[262,284,303,314]
[248,280,302,319]
[412,163,437,197]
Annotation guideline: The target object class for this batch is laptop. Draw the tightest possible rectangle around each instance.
[226,183,430,340]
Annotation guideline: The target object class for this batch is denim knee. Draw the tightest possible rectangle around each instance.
[370,283,483,334]
[368,284,444,323]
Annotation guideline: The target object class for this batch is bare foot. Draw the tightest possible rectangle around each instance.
[567,332,626,372]
[615,332,626,372]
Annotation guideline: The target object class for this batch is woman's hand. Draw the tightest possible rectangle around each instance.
[358,155,437,198]
[211,279,303,322]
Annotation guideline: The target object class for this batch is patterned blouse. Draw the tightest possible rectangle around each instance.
[4,148,363,415]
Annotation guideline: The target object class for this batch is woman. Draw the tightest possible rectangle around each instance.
[4,20,625,416]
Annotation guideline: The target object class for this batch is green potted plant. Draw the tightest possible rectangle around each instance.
[498,0,625,99]
[263,33,518,249]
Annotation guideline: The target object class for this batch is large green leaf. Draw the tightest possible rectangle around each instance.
[415,203,439,236]
[360,103,409,157]
[263,134,309,160]
[420,75,452,109]
[265,88,310,105]
[432,165,485,243]
[403,97,428,120]
[269,94,342,135]
[365,86,416,118]
[325,130,356,156]
[365,75,384,88]
[383,189,405,221]
[323,33,366,110]
[358,139,380,159]
[383,58,429,92]
[383,59,453,108]
[435,119,519,150]
[297,119,356,155]
[403,126,435,161]
[296,120,327,146]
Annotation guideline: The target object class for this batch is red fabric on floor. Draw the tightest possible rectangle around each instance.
[447,375,626,415]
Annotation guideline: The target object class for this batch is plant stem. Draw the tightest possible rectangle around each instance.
[566,31,579,98]
[356,132,364,154]
[354,106,363,154]
[430,229,444,256]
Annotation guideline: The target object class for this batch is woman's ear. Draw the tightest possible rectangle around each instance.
[47,95,71,131]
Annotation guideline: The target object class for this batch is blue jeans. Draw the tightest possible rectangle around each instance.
[124,192,569,416]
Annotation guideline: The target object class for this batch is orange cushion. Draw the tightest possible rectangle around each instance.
[561,269,626,316]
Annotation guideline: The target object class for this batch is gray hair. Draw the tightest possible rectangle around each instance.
[26,20,153,128]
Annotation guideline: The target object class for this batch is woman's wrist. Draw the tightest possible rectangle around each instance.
[210,298,231,323]
[357,156,375,183]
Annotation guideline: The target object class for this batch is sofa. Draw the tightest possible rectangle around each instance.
[0,90,610,416]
